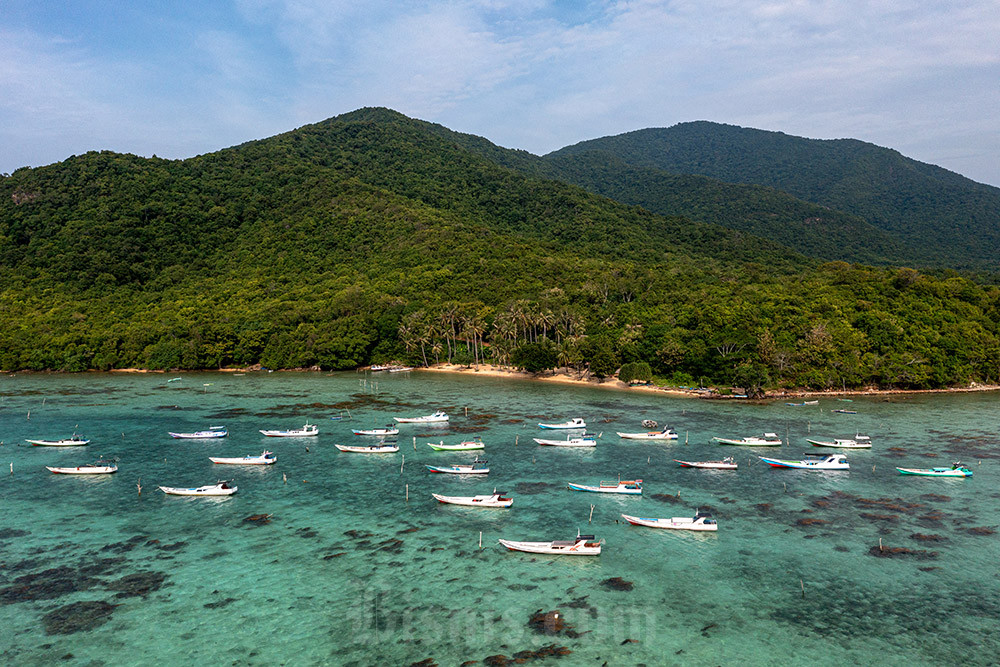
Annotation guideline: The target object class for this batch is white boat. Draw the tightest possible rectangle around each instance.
[621,511,718,531]
[538,418,586,429]
[209,451,276,465]
[617,427,677,440]
[46,461,117,474]
[159,481,237,496]
[352,426,399,436]
[713,432,782,446]
[567,479,642,494]
[169,427,228,439]
[335,443,400,453]
[759,453,850,470]
[498,534,602,556]
[533,434,597,447]
[259,423,318,437]
[427,438,484,451]
[26,436,90,447]
[388,366,413,373]
[674,457,738,470]
[807,435,871,449]
[394,411,449,424]
[432,490,513,508]
[425,457,489,474]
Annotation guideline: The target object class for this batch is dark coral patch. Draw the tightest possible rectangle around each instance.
[106,571,167,598]
[601,577,634,591]
[42,600,116,635]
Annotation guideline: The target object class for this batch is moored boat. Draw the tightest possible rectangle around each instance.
[621,511,718,531]
[538,418,586,429]
[394,411,449,424]
[259,423,318,437]
[567,479,642,494]
[432,490,512,508]
[209,451,276,465]
[498,534,602,555]
[896,463,972,477]
[26,435,90,447]
[427,437,484,451]
[673,457,738,470]
[46,461,117,474]
[425,457,489,474]
[759,453,850,470]
[169,427,227,439]
[335,443,400,453]
[159,481,237,496]
[352,425,399,436]
[807,436,871,449]
[713,432,782,446]
[616,427,677,440]
[533,434,597,447]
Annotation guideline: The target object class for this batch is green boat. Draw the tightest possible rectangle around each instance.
[896,463,972,477]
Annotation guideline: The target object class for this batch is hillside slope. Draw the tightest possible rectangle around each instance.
[548,121,1000,268]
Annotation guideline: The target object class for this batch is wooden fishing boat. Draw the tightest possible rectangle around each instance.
[498,534,602,555]
[673,457,738,469]
[335,443,400,453]
[427,438,484,451]
[621,511,718,531]
[27,435,90,447]
[431,490,513,508]
[394,411,449,423]
[759,453,850,470]
[538,418,586,429]
[832,409,857,414]
[533,434,597,447]
[567,479,642,494]
[388,366,413,373]
[616,427,677,440]
[713,432,782,446]
[259,423,318,437]
[209,451,276,465]
[159,481,237,496]
[425,457,489,474]
[46,461,117,474]
[896,463,972,477]
[169,427,227,439]
[807,436,871,449]
[352,426,399,436]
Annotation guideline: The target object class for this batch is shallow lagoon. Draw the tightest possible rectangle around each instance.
[1,372,997,665]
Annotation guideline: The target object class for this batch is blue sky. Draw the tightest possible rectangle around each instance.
[3,0,999,186]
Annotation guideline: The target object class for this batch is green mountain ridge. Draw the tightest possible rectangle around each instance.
[547,121,1000,269]
[1,107,998,391]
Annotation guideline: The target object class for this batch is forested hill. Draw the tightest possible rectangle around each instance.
[547,121,1000,269]
[1,107,999,392]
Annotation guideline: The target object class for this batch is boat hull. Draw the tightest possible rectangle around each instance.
[260,429,318,437]
[617,432,677,440]
[169,431,227,439]
[533,438,595,447]
[498,539,601,555]
[425,465,489,474]
[538,421,586,429]
[759,457,849,470]
[426,442,484,451]
[713,437,781,446]
[159,485,237,496]
[46,465,117,474]
[621,513,718,531]
[567,482,641,494]
[432,493,512,508]
[896,468,972,477]
[807,439,871,449]
[335,445,399,453]
[353,429,399,436]
[27,439,90,447]
[209,456,276,465]
[673,459,738,469]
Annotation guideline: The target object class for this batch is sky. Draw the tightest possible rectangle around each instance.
[2,0,999,186]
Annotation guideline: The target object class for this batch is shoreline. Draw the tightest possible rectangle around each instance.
[8,364,999,399]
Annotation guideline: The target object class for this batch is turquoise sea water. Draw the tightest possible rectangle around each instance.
[1,371,997,666]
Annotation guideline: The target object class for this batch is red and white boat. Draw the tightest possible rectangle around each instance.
[621,511,718,531]
[498,534,602,555]
[432,490,512,508]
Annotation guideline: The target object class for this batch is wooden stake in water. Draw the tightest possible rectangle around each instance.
[589,504,595,524]
[879,537,883,552]
[515,435,519,447]
[465,406,468,417]
[405,484,409,502]
[685,431,688,444]
[800,579,805,598]
[413,436,416,451]
[137,478,142,496]
[283,472,287,484]
[27,410,30,420]
[9,462,12,475]
[401,454,405,474]
[479,531,482,549]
